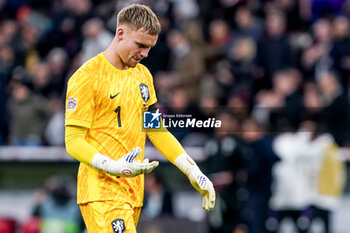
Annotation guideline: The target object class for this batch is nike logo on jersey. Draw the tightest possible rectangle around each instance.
[110,92,120,99]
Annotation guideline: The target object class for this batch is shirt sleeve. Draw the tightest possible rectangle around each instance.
[65,125,99,165]
[144,66,157,106]
[147,128,186,164]
[65,68,96,128]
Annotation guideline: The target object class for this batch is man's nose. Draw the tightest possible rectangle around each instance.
[140,48,150,58]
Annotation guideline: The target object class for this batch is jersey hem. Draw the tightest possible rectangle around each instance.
[77,199,143,208]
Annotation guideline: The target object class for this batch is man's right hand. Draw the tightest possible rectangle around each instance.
[91,147,159,177]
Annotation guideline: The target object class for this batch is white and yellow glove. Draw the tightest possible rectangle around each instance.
[91,147,159,177]
[174,153,216,211]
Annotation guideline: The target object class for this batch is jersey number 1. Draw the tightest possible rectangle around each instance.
[115,106,122,127]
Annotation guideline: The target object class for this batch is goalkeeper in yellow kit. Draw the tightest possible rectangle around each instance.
[65,4,215,233]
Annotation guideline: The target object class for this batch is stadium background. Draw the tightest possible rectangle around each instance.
[1,0,350,232]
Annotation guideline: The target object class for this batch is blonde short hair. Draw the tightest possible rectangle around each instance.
[117,4,161,35]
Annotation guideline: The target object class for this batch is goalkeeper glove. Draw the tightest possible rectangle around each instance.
[174,153,215,211]
[91,147,159,177]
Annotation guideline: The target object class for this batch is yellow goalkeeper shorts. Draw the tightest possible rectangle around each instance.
[80,201,141,233]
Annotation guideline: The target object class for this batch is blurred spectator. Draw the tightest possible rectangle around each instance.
[165,87,195,142]
[46,47,69,97]
[0,20,17,144]
[301,81,324,123]
[210,59,235,104]
[228,37,256,92]
[12,20,41,69]
[301,18,332,80]
[208,19,232,53]
[31,61,55,98]
[184,19,218,67]
[199,94,220,121]
[81,17,113,64]
[143,173,174,219]
[270,130,312,233]
[330,16,350,87]
[38,1,76,56]
[172,0,199,24]
[142,15,172,74]
[252,68,303,131]
[45,98,65,146]
[234,6,263,41]
[274,0,307,31]
[251,89,284,127]
[32,175,84,233]
[199,72,222,106]
[255,11,294,90]
[204,111,245,233]
[227,91,250,123]
[0,45,15,71]
[239,118,279,233]
[269,68,303,130]
[316,70,350,146]
[0,20,18,47]
[0,45,12,144]
[298,121,346,233]
[167,29,205,103]
[0,74,7,144]
[8,67,49,145]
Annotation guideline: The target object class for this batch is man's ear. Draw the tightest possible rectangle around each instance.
[116,27,124,40]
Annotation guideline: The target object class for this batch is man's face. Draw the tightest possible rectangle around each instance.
[118,25,158,68]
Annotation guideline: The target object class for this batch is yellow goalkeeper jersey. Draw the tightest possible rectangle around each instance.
[65,52,157,206]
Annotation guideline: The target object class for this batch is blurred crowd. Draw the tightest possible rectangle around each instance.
[1,0,350,147]
[0,0,350,232]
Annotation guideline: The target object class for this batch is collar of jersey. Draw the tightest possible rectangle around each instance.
[100,52,134,74]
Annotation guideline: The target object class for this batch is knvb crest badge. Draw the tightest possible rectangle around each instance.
[143,111,161,129]
[111,219,125,233]
[139,83,150,103]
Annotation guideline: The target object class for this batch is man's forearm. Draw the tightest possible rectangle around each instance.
[147,129,186,164]
[65,125,99,165]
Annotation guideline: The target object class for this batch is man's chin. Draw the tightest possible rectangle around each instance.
[126,60,138,68]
